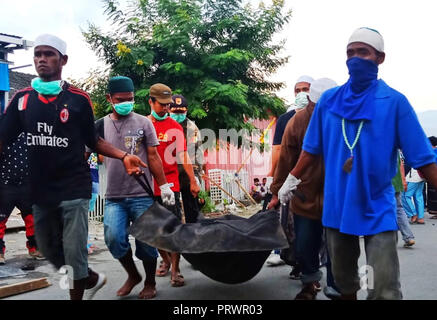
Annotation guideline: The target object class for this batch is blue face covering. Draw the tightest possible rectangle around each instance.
[327,57,379,121]
[152,110,169,121]
[347,57,379,93]
[170,113,187,123]
[114,101,134,116]
[31,78,63,95]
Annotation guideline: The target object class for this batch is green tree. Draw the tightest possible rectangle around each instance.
[69,68,111,119]
[83,0,291,137]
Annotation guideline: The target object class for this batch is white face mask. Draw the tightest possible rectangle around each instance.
[295,92,309,109]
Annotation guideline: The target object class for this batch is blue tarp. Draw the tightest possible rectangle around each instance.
[0,62,10,91]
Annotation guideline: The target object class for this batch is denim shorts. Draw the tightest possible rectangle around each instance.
[104,197,158,260]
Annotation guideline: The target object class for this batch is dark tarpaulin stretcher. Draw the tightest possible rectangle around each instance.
[129,202,289,284]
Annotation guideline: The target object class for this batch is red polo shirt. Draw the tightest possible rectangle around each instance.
[150,116,186,195]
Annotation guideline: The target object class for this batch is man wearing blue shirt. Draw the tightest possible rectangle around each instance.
[279,27,437,300]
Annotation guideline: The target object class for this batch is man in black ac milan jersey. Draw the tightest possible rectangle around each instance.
[0,34,146,300]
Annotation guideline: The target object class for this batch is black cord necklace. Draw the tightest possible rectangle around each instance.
[110,114,126,135]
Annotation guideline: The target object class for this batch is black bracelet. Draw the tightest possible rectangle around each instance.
[120,152,129,161]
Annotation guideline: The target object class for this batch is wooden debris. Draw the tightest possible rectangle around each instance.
[235,179,257,205]
[204,212,229,219]
[0,278,51,299]
[202,174,246,208]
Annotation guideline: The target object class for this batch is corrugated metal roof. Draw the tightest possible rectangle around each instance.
[0,33,22,39]
[0,33,33,51]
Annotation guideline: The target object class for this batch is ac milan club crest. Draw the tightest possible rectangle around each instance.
[60,108,69,123]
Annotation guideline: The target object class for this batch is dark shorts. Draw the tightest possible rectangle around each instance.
[0,183,33,219]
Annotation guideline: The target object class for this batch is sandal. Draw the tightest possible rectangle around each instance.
[410,216,418,224]
[170,273,185,287]
[155,260,171,277]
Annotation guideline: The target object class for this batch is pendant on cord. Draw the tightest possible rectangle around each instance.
[343,155,353,174]
[341,119,364,175]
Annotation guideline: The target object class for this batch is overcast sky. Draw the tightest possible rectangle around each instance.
[2,0,437,112]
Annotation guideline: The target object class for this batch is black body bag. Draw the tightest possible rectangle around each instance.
[129,175,289,284]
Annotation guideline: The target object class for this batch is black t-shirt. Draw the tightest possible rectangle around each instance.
[0,83,98,205]
[273,110,296,146]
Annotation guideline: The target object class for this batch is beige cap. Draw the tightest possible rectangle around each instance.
[348,27,384,53]
[309,78,338,103]
[296,75,314,85]
[150,83,173,104]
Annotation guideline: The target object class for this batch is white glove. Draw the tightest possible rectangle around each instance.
[278,174,301,204]
[159,183,175,206]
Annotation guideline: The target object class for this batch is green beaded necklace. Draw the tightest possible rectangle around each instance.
[342,118,364,173]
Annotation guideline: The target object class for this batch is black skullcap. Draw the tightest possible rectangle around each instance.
[108,76,134,94]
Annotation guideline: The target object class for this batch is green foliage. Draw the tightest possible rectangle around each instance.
[68,69,112,119]
[198,190,209,201]
[82,0,291,138]
[198,190,217,213]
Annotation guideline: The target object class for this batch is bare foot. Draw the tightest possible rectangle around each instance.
[117,275,142,297]
[138,283,156,299]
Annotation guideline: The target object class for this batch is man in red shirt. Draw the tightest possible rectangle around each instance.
[148,83,200,287]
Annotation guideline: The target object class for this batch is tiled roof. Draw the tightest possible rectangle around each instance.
[8,70,36,98]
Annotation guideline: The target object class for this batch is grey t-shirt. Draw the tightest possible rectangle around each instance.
[102,112,159,199]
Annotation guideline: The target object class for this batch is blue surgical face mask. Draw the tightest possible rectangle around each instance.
[346,57,379,93]
[113,101,134,116]
[170,113,187,123]
[295,92,309,109]
[152,110,169,121]
[31,77,63,95]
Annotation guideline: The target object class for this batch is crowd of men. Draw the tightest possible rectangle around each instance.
[0,26,436,301]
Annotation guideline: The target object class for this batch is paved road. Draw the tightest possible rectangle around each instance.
[1,213,437,301]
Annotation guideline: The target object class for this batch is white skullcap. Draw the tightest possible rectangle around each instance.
[348,27,384,53]
[34,34,67,55]
[309,78,337,103]
[296,75,314,85]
